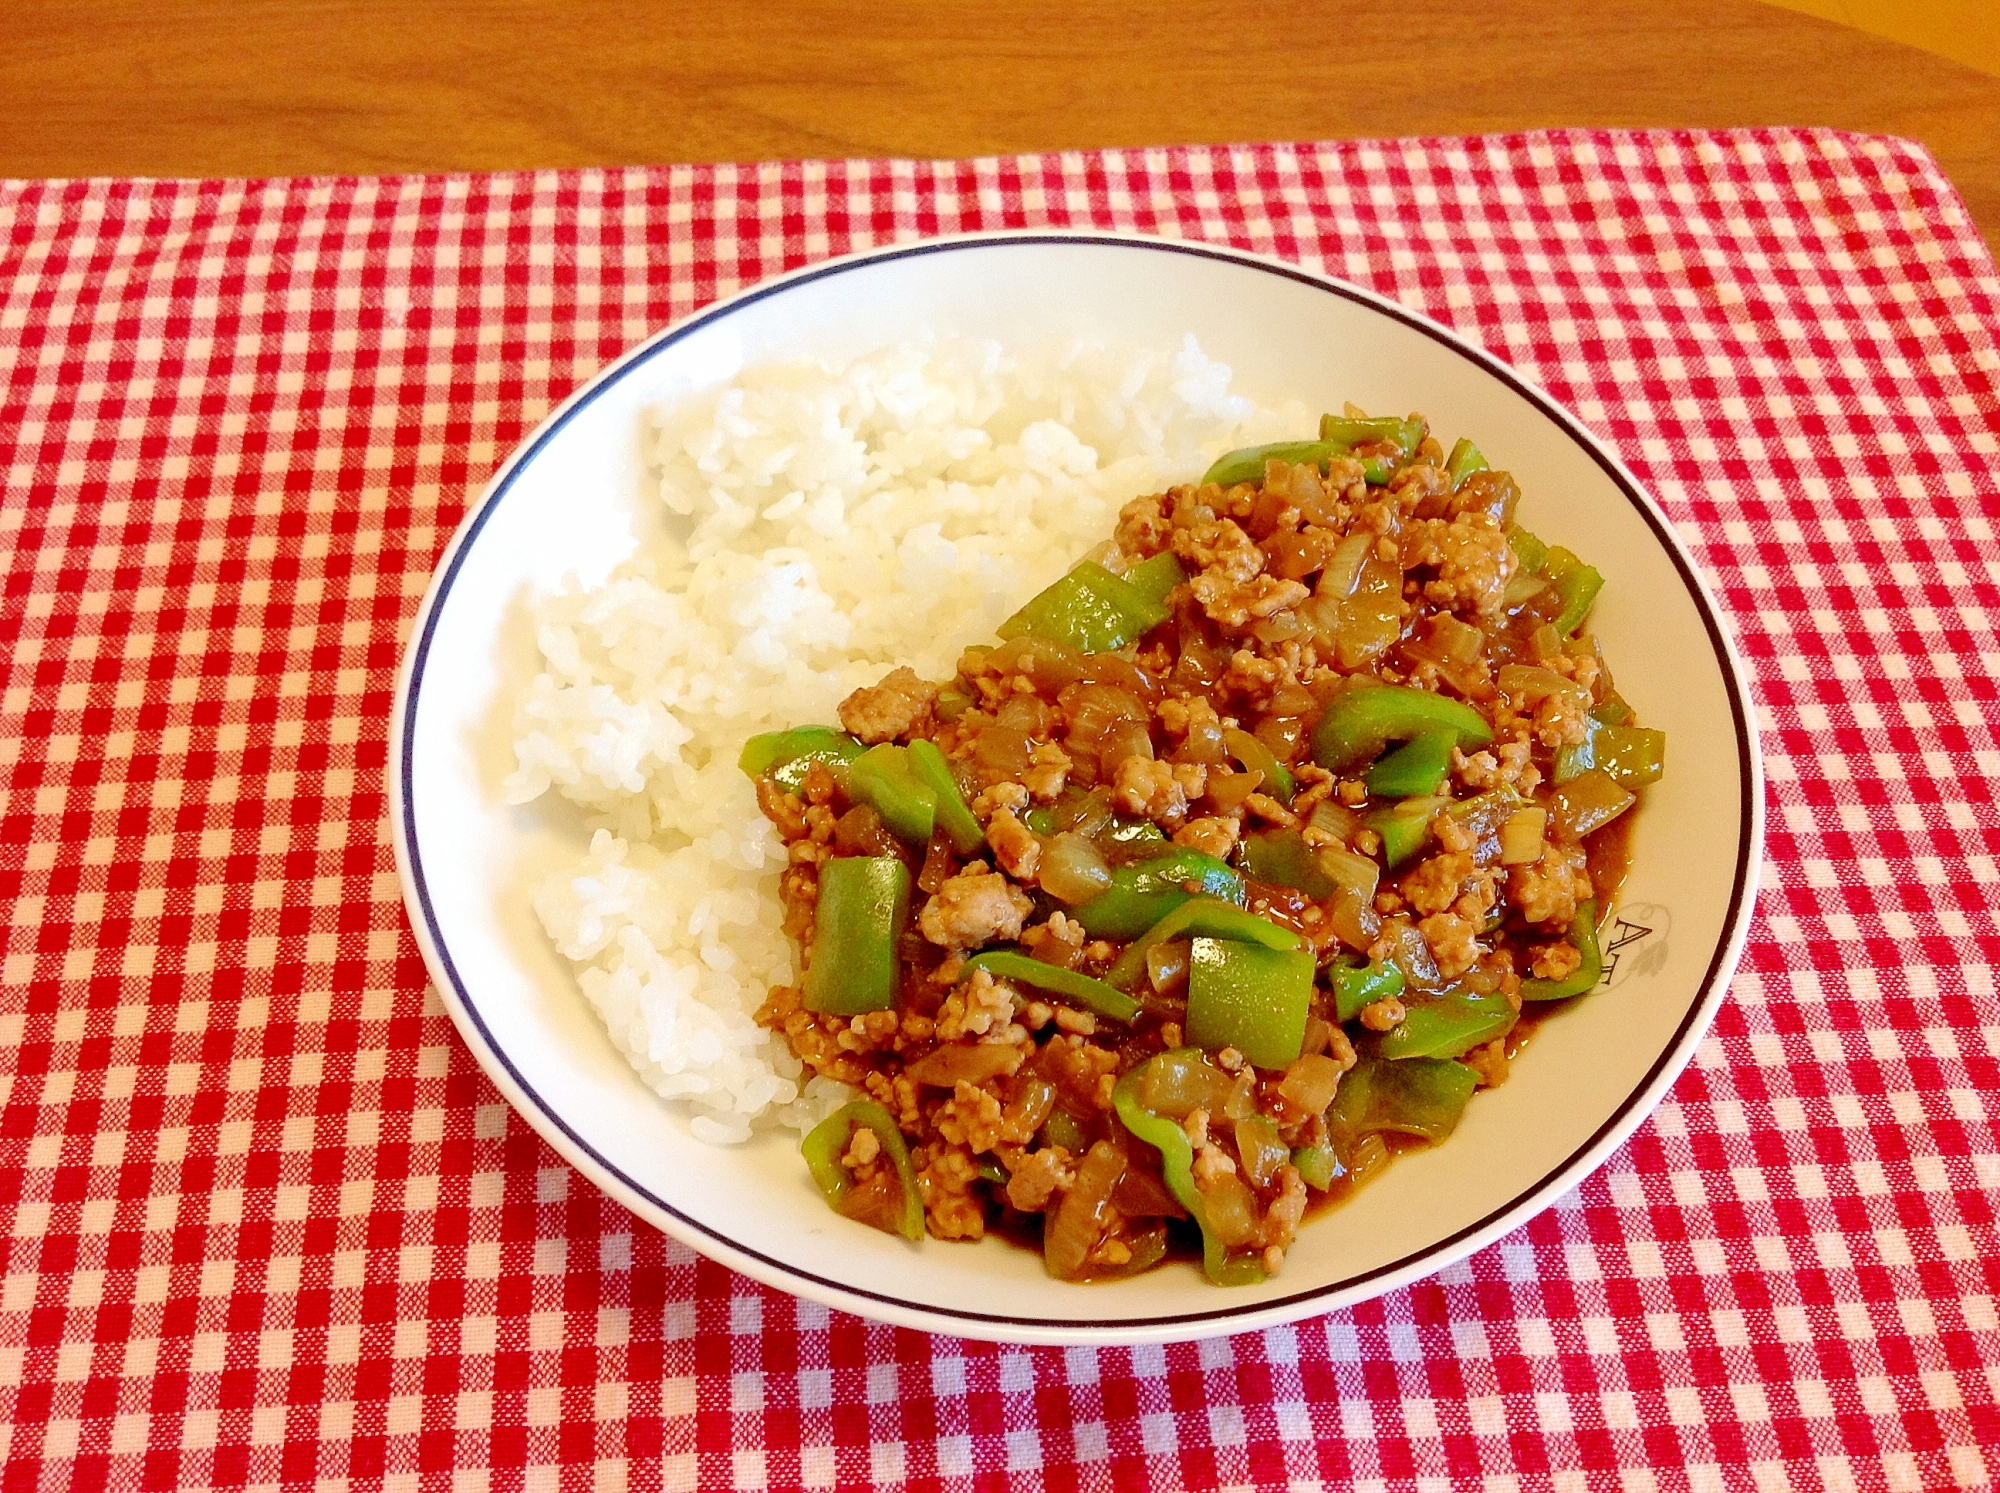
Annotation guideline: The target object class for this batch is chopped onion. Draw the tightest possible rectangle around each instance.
[1044,1140,1126,1280]
[1277,1053,1345,1114]
[1500,808,1547,865]
[995,693,1055,739]
[1315,844,1380,903]
[907,1043,1025,1087]
[1326,886,1381,953]
[1040,831,1114,904]
[1308,799,1363,843]
[1145,939,1191,997]
[1139,1049,1232,1119]
[971,723,1032,781]
[1205,768,1264,811]
[1199,1172,1261,1248]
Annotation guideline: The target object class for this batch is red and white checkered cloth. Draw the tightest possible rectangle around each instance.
[3,128,1997,1492]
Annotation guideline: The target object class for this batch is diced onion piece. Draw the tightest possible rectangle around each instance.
[1235,1115,1290,1190]
[1139,1049,1232,1119]
[996,693,1054,738]
[1044,1141,1126,1280]
[1321,531,1374,598]
[1308,799,1363,843]
[1315,844,1380,904]
[1206,768,1264,810]
[1200,1172,1262,1248]
[1111,1167,1187,1219]
[971,723,1032,780]
[1496,663,1590,716]
[986,635,1087,689]
[1552,769,1636,838]
[1500,808,1547,865]
[1326,886,1381,953]
[1298,1016,1334,1058]
[1277,1053,1345,1115]
[1040,831,1114,904]
[1145,939,1191,997]
[906,1043,1023,1087]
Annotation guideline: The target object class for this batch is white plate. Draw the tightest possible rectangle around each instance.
[390,232,1762,1345]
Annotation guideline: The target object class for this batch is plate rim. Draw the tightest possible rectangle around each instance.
[389,228,1765,1345]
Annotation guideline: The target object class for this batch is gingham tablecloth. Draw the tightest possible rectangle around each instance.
[3,128,1997,1492]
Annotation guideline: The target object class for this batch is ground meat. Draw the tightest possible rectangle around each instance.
[1530,940,1584,981]
[1402,850,1475,917]
[918,1145,986,1240]
[934,1081,1007,1152]
[985,806,1041,881]
[1114,492,1172,555]
[835,1008,902,1055]
[1510,841,1593,927]
[1112,755,1189,828]
[1022,741,1072,801]
[1400,513,1517,616]
[1005,1146,1075,1212]
[1359,997,1406,1032]
[1463,1038,1511,1088]
[1170,515,1265,583]
[919,862,1034,951]
[838,666,938,744]
[935,968,1016,1041]
[1018,912,1085,968]
[1262,1164,1309,1257]
[1419,911,1483,981]
[1173,814,1241,859]
[1190,570,1311,628]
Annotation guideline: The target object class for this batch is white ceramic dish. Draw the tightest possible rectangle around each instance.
[390,232,1762,1345]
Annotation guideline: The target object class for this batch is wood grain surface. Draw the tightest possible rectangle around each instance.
[5,0,1998,251]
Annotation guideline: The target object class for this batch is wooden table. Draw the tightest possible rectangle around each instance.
[9,0,1999,250]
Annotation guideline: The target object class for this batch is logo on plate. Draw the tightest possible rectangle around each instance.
[1601,902,1670,991]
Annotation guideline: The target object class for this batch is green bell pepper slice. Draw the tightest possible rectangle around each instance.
[1202,437,1394,489]
[1362,794,1449,869]
[906,739,985,854]
[1185,936,1315,1070]
[1223,727,1295,804]
[1507,525,1549,575]
[1238,826,1336,899]
[960,949,1140,1024]
[802,856,912,1015]
[998,560,1168,653]
[1291,1143,1341,1191]
[1070,848,1246,940]
[1554,721,1666,790]
[1042,1107,1090,1153]
[1378,987,1517,1061]
[1318,412,1426,453]
[1311,685,1493,775]
[1544,546,1604,636]
[1112,1064,1266,1286]
[801,1100,925,1241]
[848,744,937,846]
[1591,692,1633,727]
[1364,728,1457,799]
[1123,551,1187,608]
[1445,437,1488,487]
[1521,900,1603,1002]
[1330,959,1405,1023]
[1105,896,1304,991]
[1328,1054,1478,1146]
[739,725,865,791]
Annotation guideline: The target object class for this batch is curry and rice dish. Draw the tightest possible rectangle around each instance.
[744,413,1665,1285]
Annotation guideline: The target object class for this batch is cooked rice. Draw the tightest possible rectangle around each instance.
[506,336,1295,1143]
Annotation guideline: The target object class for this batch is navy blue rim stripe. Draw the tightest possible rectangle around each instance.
[401,232,1759,1331]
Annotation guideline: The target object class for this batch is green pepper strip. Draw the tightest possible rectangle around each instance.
[1318,412,1426,453]
[1202,438,1392,489]
[998,560,1168,653]
[1330,959,1405,1023]
[1362,795,1448,870]
[739,725,865,791]
[1330,1056,1479,1145]
[1554,719,1666,789]
[848,744,937,846]
[801,1101,925,1241]
[802,857,912,1015]
[1364,728,1457,798]
[906,739,985,854]
[1507,525,1550,575]
[1113,1067,1266,1286]
[1521,900,1603,1002]
[1105,896,1304,991]
[1070,848,1246,940]
[1544,546,1605,636]
[1122,551,1187,608]
[1223,727,1295,803]
[1239,827,1336,899]
[1379,988,1517,1061]
[961,949,1141,1024]
[1445,437,1488,488]
[1311,684,1494,775]
[1290,1143,1340,1191]
[1186,936,1316,1070]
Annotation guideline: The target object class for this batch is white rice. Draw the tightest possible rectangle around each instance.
[505,335,1296,1143]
